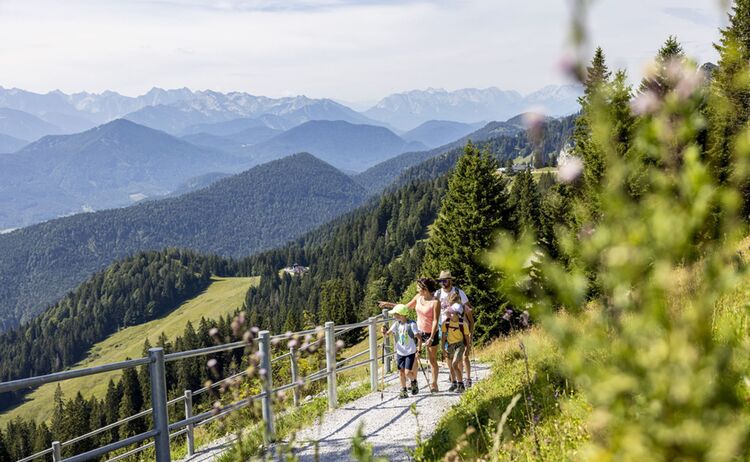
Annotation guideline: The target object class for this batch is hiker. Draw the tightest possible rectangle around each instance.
[441,292,470,392]
[379,277,441,392]
[435,270,475,387]
[382,304,420,398]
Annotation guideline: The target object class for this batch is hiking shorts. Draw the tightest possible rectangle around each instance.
[447,342,465,363]
[397,353,416,371]
[419,332,440,347]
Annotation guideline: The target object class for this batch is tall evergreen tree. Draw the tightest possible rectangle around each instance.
[574,47,612,211]
[423,142,513,342]
[64,392,92,456]
[31,422,51,454]
[639,35,686,96]
[103,379,123,443]
[119,366,145,439]
[709,0,750,215]
[511,169,542,236]
[50,384,65,441]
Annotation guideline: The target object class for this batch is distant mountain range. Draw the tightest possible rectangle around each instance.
[0,152,366,330]
[0,85,581,141]
[401,120,484,148]
[0,119,249,229]
[245,120,426,172]
[363,85,582,130]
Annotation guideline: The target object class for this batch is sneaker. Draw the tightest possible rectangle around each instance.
[448,382,457,392]
[410,380,419,395]
[399,388,408,399]
[456,382,465,393]
[466,379,473,388]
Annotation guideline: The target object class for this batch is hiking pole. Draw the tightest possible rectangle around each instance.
[418,346,433,394]
[380,339,386,401]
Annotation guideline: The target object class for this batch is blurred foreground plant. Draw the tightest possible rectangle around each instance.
[487,49,750,462]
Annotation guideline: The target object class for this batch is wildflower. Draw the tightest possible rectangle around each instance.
[557,156,583,183]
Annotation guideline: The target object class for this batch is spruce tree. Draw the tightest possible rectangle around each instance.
[119,366,145,439]
[104,379,123,443]
[639,35,686,96]
[423,142,513,342]
[709,0,750,215]
[65,392,92,456]
[574,47,612,211]
[31,422,51,454]
[511,169,542,236]
[50,384,65,441]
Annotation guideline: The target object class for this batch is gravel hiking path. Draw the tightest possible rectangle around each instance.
[179,361,491,461]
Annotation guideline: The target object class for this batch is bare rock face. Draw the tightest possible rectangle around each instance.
[700,62,718,81]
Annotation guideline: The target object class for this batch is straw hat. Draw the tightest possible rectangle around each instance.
[437,270,454,280]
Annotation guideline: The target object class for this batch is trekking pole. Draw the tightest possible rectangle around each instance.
[380,339,386,401]
[418,346,433,394]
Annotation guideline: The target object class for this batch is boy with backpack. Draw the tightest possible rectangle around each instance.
[441,292,470,392]
[382,304,421,398]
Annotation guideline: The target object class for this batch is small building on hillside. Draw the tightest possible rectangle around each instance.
[283,263,309,276]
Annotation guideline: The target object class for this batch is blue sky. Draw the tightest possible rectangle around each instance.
[0,0,727,104]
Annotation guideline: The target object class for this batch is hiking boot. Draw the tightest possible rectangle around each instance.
[410,380,419,395]
[399,388,408,399]
[456,382,465,393]
[448,382,457,392]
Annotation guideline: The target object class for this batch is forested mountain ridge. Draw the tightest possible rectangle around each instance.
[353,115,573,194]
[0,119,248,229]
[0,249,238,411]
[0,153,366,331]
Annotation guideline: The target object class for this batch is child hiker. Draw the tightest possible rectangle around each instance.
[382,304,421,398]
[441,292,470,393]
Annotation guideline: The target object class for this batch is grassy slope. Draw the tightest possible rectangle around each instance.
[0,276,258,425]
[415,238,750,461]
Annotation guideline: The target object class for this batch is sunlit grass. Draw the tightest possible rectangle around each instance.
[0,276,258,426]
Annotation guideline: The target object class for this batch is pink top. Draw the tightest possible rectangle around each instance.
[414,296,437,334]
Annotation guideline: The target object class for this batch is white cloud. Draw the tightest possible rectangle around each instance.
[0,0,726,103]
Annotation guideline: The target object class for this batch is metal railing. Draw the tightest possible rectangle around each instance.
[2,309,397,462]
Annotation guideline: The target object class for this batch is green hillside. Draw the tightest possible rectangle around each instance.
[0,152,365,332]
[0,276,257,425]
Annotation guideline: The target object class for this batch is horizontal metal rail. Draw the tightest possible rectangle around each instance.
[171,391,264,432]
[164,340,250,363]
[270,351,292,363]
[0,357,151,394]
[336,348,369,367]
[16,448,52,462]
[334,358,373,374]
[193,369,249,396]
[104,428,188,462]
[63,430,158,462]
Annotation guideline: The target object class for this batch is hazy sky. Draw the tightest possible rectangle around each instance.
[0,0,727,105]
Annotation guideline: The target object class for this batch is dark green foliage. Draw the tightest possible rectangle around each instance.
[709,0,750,215]
[118,368,145,440]
[243,177,446,336]
[65,393,93,457]
[423,144,514,342]
[0,153,366,332]
[0,429,9,462]
[639,36,685,96]
[0,249,222,411]
[353,120,526,194]
[511,169,542,236]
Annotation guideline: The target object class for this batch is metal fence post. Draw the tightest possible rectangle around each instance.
[381,309,392,374]
[51,441,62,462]
[368,317,379,392]
[289,346,300,407]
[184,389,195,456]
[149,348,171,462]
[259,330,275,444]
[324,321,337,410]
